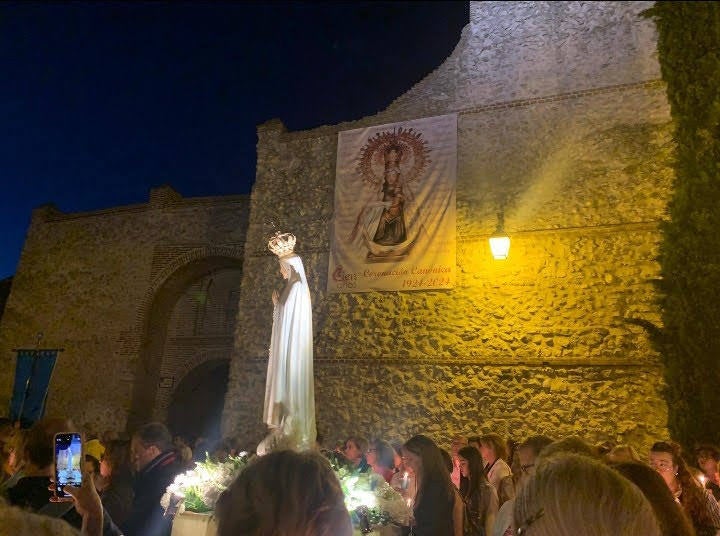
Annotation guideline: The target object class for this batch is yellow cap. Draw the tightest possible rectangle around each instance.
[85,439,105,462]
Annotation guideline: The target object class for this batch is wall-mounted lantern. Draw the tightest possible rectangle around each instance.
[489,210,510,260]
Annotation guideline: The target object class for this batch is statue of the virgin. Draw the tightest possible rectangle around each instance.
[259,232,316,453]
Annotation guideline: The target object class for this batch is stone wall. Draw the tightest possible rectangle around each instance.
[223,1,671,451]
[0,186,248,433]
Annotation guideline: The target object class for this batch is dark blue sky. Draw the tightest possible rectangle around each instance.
[0,1,468,279]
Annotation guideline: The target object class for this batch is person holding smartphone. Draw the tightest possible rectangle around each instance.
[7,418,74,512]
[6,418,122,536]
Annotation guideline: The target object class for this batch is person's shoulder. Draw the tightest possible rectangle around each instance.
[497,459,512,476]
[0,499,80,536]
[6,476,50,504]
[156,457,184,480]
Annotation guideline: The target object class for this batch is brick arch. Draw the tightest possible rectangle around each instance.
[134,245,244,333]
[127,247,243,431]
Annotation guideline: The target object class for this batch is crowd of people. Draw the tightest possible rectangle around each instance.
[2,416,720,536]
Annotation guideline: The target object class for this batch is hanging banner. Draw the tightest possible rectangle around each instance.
[8,349,59,426]
[329,113,457,292]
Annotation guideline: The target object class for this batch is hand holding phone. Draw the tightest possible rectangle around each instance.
[54,432,83,500]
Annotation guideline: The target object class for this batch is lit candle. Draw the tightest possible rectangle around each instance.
[699,474,707,487]
[402,471,408,490]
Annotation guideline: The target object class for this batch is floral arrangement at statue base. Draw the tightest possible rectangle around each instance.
[161,450,410,535]
[332,460,411,534]
[161,453,250,525]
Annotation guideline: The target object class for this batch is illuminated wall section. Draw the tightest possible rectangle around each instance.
[224,1,671,449]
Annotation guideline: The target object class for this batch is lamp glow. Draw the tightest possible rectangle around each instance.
[489,235,511,259]
[489,210,510,259]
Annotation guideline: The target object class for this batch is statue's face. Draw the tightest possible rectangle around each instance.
[385,148,401,165]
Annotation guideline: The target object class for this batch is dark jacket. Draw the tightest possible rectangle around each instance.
[101,469,135,527]
[121,450,182,536]
[413,480,455,536]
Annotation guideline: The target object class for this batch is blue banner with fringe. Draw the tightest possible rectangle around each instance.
[9,349,59,427]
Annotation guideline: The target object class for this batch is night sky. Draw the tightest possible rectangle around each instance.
[0,1,468,279]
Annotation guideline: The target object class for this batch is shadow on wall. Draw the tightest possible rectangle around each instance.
[167,359,230,443]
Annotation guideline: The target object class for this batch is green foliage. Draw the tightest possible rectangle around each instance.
[163,454,249,514]
[644,2,720,448]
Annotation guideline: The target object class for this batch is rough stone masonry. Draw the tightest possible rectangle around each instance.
[222,1,672,450]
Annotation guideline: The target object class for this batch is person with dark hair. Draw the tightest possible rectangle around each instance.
[216,449,352,536]
[449,437,468,489]
[98,440,134,527]
[124,422,183,536]
[7,418,75,511]
[440,448,454,474]
[366,439,395,483]
[458,446,498,536]
[343,436,370,473]
[650,440,720,536]
[612,462,695,536]
[695,444,720,501]
[402,434,462,536]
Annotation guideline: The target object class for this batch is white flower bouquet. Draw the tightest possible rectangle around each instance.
[161,453,249,515]
[335,468,411,530]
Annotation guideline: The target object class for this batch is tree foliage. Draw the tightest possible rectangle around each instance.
[644,1,720,448]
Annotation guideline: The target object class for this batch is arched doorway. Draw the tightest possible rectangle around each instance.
[167,359,230,442]
[128,255,242,431]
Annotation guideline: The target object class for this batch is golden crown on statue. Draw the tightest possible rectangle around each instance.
[268,231,296,257]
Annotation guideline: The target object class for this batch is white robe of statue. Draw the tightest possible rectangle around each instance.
[262,253,316,451]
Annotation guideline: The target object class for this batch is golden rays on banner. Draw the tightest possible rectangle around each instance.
[329,113,457,292]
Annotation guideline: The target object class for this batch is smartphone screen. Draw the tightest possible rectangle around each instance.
[54,433,83,498]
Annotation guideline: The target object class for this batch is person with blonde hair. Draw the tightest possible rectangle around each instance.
[458,445,498,536]
[514,453,662,536]
[215,449,352,536]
